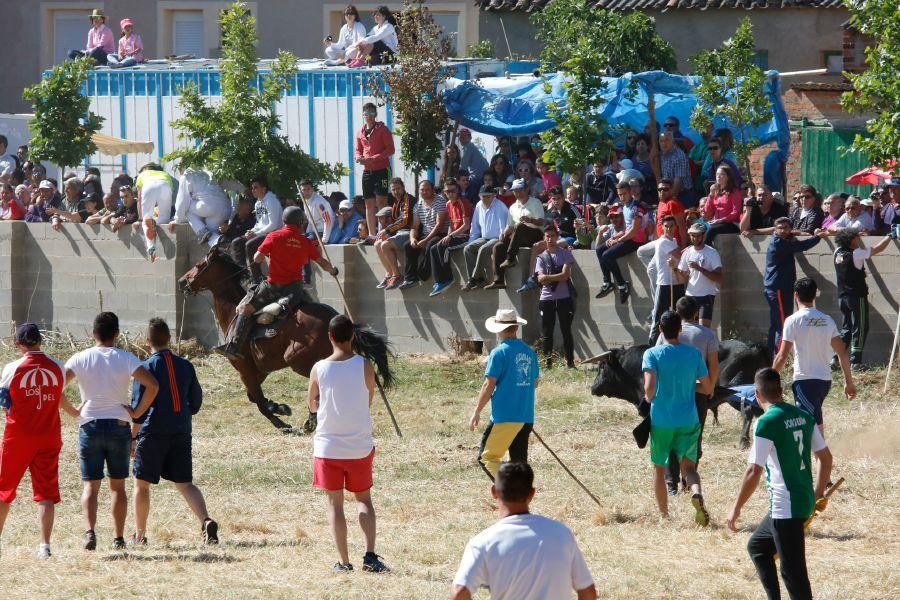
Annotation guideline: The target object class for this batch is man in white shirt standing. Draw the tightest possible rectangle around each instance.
[773,278,855,434]
[451,462,596,600]
[674,222,723,328]
[307,314,389,574]
[64,312,159,551]
[298,178,335,240]
[649,215,685,344]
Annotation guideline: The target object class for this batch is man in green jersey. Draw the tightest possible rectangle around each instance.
[727,368,833,600]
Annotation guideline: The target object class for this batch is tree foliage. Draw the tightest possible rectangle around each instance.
[370,0,453,181]
[842,0,900,173]
[531,0,676,176]
[167,3,343,198]
[689,17,770,185]
[22,57,104,171]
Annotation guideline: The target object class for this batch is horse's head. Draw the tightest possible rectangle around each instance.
[178,241,243,295]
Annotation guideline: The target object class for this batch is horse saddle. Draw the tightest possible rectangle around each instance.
[250,294,304,340]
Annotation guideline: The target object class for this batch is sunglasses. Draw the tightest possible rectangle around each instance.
[708,146,721,151]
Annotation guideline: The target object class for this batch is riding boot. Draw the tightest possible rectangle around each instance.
[214,313,252,360]
[249,262,264,285]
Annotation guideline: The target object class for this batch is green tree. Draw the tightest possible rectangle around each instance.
[531,0,678,177]
[22,57,104,172]
[167,3,343,198]
[370,0,454,184]
[689,17,770,186]
[842,0,900,173]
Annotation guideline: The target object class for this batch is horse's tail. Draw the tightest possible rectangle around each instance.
[353,325,395,390]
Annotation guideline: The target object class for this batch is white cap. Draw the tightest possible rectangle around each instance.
[509,178,528,191]
[338,199,353,210]
[39,180,54,190]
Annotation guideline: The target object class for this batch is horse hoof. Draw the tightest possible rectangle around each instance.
[281,426,304,437]
[277,403,292,417]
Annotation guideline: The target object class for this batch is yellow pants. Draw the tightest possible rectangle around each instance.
[478,421,532,480]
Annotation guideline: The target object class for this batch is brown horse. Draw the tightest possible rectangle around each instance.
[178,246,394,432]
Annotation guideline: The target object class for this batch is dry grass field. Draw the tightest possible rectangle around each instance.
[0,344,897,599]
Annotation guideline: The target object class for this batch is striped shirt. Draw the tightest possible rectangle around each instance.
[414,195,448,236]
[660,145,693,191]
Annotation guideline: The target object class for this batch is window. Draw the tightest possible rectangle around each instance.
[53,12,89,64]
[431,12,461,55]
[824,51,842,74]
[751,50,769,71]
[172,11,205,57]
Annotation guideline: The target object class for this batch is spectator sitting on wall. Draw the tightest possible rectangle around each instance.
[107,18,144,68]
[428,178,472,296]
[352,205,391,244]
[702,165,743,245]
[217,195,256,258]
[0,183,25,220]
[458,128,488,181]
[594,180,647,304]
[485,179,546,290]
[88,192,119,225]
[824,194,872,235]
[346,6,398,67]
[398,180,448,290]
[461,185,509,291]
[595,205,624,249]
[584,159,617,206]
[110,183,141,232]
[373,178,415,290]
[740,185,789,236]
[821,193,845,229]
[68,9,114,65]
[50,192,101,230]
[517,185,577,294]
[323,5,367,66]
[327,199,362,245]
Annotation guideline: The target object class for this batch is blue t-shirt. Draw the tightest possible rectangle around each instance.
[485,338,540,424]
[641,343,708,428]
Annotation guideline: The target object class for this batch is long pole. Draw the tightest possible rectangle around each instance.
[884,308,900,394]
[532,428,603,509]
[296,184,402,438]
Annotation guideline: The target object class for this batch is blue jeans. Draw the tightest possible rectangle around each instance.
[78,419,132,481]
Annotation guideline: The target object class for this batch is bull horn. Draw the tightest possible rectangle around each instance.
[580,351,612,365]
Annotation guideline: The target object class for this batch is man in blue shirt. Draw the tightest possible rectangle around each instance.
[127,318,219,547]
[468,309,540,481]
[326,199,362,245]
[761,217,820,355]
[642,310,712,524]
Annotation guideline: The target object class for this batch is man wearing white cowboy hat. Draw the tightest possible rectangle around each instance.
[469,309,540,480]
[68,9,114,65]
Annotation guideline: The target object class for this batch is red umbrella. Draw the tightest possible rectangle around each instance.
[845,161,895,185]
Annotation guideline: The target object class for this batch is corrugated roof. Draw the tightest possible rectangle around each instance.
[476,0,846,11]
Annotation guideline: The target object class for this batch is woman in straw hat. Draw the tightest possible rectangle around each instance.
[468,308,540,481]
[68,9,115,65]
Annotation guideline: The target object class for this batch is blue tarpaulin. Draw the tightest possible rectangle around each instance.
[442,70,791,178]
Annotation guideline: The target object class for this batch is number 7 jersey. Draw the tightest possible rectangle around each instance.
[748,402,827,520]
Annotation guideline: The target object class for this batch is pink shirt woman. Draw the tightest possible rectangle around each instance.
[107,19,145,68]
[703,166,743,224]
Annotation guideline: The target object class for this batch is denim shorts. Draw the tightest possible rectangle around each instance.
[78,419,132,481]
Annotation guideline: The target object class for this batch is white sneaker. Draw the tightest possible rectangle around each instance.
[37,544,51,559]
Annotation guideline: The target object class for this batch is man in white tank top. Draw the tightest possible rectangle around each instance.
[307,314,389,574]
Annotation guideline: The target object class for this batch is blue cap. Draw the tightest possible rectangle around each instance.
[15,323,41,345]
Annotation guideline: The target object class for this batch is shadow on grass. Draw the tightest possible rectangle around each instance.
[102,552,240,563]
[743,524,863,543]
[228,539,306,549]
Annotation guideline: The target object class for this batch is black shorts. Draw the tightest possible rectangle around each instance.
[369,41,395,66]
[133,432,193,484]
[362,168,390,199]
[692,294,716,321]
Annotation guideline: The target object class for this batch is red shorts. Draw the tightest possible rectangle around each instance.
[0,435,62,504]
[312,447,375,492]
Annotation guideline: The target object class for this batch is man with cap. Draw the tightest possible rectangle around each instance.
[0,324,81,559]
[458,128,488,181]
[673,222,723,328]
[469,309,540,480]
[214,206,339,360]
[24,180,57,223]
[487,179,546,290]
[594,180,647,304]
[327,198,363,244]
[373,178,415,289]
[462,185,509,291]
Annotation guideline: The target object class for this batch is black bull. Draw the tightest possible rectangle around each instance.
[589,339,769,449]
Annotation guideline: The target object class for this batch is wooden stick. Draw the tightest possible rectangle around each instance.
[884,308,900,394]
[532,428,602,509]
[296,183,402,438]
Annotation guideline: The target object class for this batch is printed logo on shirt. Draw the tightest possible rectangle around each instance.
[18,367,60,410]
[803,317,830,328]
[835,254,844,265]
[514,353,533,387]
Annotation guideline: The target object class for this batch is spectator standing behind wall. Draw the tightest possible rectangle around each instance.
[458,128,488,181]
[673,223,723,328]
[355,103,395,238]
[535,226,576,369]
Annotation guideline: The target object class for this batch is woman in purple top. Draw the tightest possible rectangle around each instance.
[68,9,115,65]
[535,225,576,369]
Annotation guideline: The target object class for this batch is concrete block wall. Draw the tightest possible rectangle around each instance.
[3,222,899,364]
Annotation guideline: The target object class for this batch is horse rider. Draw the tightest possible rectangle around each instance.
[214,206,339,360]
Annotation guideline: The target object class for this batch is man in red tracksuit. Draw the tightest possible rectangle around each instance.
[0,323,81,559]
[355,102,395,239]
